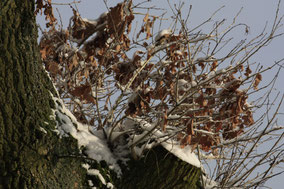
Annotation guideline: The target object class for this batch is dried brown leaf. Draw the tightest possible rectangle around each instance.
[245,66,252,77]
[46,61,60,75]
[143,12,149,23]
[253,73,262,90]
[210,60,218,71]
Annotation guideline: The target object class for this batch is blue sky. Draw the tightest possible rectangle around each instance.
[37,0,284,188]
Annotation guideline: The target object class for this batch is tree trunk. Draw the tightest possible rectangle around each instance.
[0,1,88,188]
[0,1,202,188]
[116,146,202,189]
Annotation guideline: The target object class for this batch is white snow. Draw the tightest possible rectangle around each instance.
[144,87,152,93]
[88,180,94,187]
[202,175,219,189]
[176,79,189,92]
[52,93,203,184]
[82,18,98,26]
[155,29,172,42]
[52,96,121,175]
[39,127,47,134]
[74,99,82,105]
[177,79,188,87]
[99,12,108,20]
[156,60,171,67]
[133,141,157,157]
[90,169,106,185]
[176,79,197,92]
[126,118,201,168]
[245,101,253,108]
[106,37,114,44]
[167,114,180,119]
[195,56,215,63]
[106,182,114,189]
[82,164,106,185]
[174,50,183,55]
[191,81,197,87]
[189,35,213,43]
[81,164,114,189]
[162,141,201,168]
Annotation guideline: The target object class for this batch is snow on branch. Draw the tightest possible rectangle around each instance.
[52,96,122,175]
[38,0,284,188]
[124,117,201,168]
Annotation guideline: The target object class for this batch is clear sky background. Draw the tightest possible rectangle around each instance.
[37,0,284,188]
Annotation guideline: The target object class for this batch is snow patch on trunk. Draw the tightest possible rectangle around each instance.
[82,164,114,189]
[202,175,219,189]
[162,141,201,168]
[52,96,121,175]
[125,118,201,168]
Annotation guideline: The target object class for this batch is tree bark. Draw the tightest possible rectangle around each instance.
[0,1,88,188]
[116,146,202,189]
[0,1,202,189]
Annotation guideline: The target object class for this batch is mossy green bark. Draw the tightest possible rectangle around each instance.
[115,146,202,189]
[0,1,89,188]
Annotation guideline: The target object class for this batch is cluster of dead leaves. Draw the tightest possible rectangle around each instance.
[121,28,257,151]
[35,0,57,28]
[39,1,261,153]
[137,12,156,40]
[39,1,135,125]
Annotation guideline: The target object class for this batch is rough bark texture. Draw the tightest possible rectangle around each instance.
[0,1,88,188]
[0,1,202,189]
[115,146,202,189]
